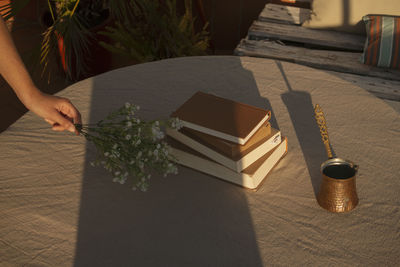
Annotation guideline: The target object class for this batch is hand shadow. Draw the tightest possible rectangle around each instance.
[276,61,334,197]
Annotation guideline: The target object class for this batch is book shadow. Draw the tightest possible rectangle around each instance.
[73,57,269,267]
[275,61,333,197]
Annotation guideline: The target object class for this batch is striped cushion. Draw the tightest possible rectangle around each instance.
[361,15,400,69]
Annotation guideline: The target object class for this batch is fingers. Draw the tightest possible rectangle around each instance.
[45,118,71,133]
[34,93,82,134]
[45,118,55,125]
[63,101,82,125]
[48,111,76,133]
[59,100,81,135]
[52,123,72,132]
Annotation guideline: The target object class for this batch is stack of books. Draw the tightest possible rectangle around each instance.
[167,91,288,190]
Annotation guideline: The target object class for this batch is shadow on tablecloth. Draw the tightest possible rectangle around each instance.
[276,61,330,197]
[73,57,278,266]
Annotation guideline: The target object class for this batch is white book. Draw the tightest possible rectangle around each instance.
[166,127,281,172]
[168,137,288,190]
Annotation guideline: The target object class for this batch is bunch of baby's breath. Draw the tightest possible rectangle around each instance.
[76,102,182,192]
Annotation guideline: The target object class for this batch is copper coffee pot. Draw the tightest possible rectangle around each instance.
[314,104,359,213]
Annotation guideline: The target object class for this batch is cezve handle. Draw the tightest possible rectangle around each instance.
[314,104,333,159]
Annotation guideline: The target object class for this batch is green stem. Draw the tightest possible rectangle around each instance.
[70,0,80,17]
[47,0,55,22]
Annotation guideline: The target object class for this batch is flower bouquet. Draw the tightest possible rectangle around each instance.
[76,103,181,192]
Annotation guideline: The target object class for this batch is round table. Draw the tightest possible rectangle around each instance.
[1,56,399,266]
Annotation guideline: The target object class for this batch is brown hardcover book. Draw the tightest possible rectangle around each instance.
[171,91,271,145]
[167,137,288,190]
[166,126,281,172]
[181,122,272,160]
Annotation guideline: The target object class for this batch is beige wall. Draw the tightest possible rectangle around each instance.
[304,0,400,35]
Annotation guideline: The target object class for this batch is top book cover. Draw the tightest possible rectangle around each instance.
[171,91,271,145]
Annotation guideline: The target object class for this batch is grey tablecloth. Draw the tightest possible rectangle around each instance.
[1,56,399,266]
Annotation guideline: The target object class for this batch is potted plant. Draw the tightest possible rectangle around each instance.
[98,0,210,63]
[41,0,116,81]
[1,0,124,81]
[1,0,209,81]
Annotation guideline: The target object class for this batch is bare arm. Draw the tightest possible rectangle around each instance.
[0,17,81,133]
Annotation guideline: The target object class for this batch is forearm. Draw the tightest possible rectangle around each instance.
[0,18,81,133]
[0,17,40,108]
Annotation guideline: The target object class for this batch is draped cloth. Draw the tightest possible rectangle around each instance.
[1,56,399,266]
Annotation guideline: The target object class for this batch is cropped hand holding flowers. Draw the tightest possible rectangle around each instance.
[76,102,181,192]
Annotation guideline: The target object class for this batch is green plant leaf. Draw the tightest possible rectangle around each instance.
[99,0,209,63]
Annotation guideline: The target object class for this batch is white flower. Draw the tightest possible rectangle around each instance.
[152,127,163,141]
[138,162,144,169]
[171,118,183,129]
[157,131,164,139]
[136,106,140,110]
[84,102,182,193]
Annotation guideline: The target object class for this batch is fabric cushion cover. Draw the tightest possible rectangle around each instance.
[361,15,400,69]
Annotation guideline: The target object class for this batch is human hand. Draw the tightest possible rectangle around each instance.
[24,91,82,134]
